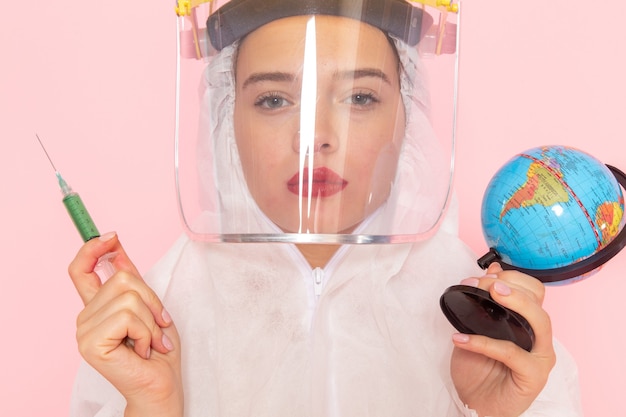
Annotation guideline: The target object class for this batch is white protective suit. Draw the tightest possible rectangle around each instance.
[70,29,583,417]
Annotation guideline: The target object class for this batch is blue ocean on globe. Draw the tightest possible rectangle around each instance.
[481,145,624,283]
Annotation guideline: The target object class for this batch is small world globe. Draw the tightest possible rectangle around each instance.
[481,145,624,284]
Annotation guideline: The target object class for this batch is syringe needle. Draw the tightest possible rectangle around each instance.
[35,133,58,173]
[35,134,73,195]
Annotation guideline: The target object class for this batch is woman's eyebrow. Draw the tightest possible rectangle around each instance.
[241,68,391,89]
[336,68,391,85]
[242,72,295,89]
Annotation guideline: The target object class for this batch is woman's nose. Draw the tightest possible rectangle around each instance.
[292,106,339,154]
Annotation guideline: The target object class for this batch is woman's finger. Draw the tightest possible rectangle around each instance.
[68,232,141,305]
[79,269,172,330]
[78,307,156,362]
[487,279,555,356]
[77,288,174,355]
[452,332,555,391]
[464,264,546,306]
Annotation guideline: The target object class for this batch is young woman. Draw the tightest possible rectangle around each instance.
[69,1,582,416]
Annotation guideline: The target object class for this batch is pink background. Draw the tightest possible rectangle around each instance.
[1,1,624,415]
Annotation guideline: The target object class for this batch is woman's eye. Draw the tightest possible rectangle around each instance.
[255,94,290,109]
[350,92,379,106]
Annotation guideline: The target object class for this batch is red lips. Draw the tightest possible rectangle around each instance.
[287,167,347,197]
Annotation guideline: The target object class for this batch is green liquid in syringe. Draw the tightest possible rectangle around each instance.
[62,192,100,242]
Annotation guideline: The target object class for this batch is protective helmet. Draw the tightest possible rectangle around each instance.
[175,0,460,243]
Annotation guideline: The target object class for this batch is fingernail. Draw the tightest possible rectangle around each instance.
[494,281,511,296]
[162,308,172,324]
[99,232,117,242]
[460,278,479,287]
[488,262,503,273]
[452,333,470,343]
[145,347,151,359]
[482,273,498,279]
[162,334,174,351]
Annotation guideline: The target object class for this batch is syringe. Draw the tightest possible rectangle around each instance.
[36,134,115,278]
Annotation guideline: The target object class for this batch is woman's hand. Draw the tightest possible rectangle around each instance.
[68,232,183,417]
[450,263,556,417]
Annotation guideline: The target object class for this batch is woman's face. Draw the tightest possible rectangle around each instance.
[234,15,405,234]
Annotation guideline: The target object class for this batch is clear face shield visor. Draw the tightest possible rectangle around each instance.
[175,0,460,243]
